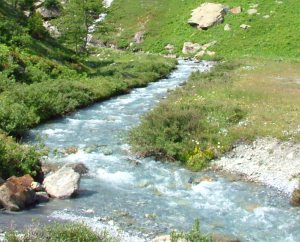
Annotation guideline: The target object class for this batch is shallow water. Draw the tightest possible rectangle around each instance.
[1,60,300,241]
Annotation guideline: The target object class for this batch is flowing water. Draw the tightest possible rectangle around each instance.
[1,61,300,242]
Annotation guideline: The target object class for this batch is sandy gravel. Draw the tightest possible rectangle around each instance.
[214,137,300,196]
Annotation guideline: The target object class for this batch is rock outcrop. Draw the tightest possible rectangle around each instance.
[188,3,226,29]
[182,42,202,54]
[37,7,60,20]
[133,31,144,44]
[0,175,36,211]
[43,166,81,198]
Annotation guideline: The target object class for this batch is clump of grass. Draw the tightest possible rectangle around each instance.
[5,222,117,242]
[170,220,211,242]
[130,60,300,170]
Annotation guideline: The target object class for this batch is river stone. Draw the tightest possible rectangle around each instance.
[43,167,81,198]
[188,3,226,29]
[0,176,36,211]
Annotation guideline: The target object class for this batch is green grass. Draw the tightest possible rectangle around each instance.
[130,60,300,170]
[100,0,300,59]
[5,222,117,242]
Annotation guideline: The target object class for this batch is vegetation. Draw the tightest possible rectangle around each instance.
[130,60,300,170]
[100,0,300,59]
[55,0,104,53]
[0,0,176,179]
[171,220,211,242]
[5,222,116,242]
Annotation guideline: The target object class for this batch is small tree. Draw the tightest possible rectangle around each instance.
[56,0,104,54]
[28,12,47,39]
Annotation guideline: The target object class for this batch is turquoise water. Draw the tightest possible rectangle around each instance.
[1,61,299,241]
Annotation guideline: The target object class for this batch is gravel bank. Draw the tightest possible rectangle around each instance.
[213,137,300,196]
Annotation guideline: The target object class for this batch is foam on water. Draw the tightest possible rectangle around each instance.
[97,168,135,185]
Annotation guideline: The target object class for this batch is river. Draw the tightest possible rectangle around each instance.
[1,60,300,242]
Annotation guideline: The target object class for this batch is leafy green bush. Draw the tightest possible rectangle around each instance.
[0,132,42,179]
[28,13,47,39]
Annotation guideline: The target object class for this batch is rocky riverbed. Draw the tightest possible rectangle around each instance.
[213,137,300,202]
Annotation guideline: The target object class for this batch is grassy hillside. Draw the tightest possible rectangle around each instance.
[0,1,176,179]
[100,0,300,59]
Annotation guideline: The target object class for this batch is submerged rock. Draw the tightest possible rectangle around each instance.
[43,167,81,198]
[0,175,36,211]
[188,3,226,29]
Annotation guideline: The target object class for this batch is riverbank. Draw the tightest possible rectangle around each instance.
[213,137,300,196]
[129,58,300,200]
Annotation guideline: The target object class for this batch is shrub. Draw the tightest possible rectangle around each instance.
[170,220,211,242]
[28,13,47,39]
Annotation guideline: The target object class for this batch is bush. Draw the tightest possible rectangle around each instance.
[28,13,47,39]
[0,132,42,179]
[170,220,211,242]
[44,0,61,9]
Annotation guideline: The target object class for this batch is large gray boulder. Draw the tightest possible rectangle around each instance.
[0,175,36,211]
[43,167,80,199]
[188,2,226,29]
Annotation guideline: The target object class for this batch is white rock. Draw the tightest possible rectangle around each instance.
[207,51,216,56]
[43,167,80,199]
[224,23,231,31]
[240,24,251,30]
[182,42,202,54]
[188,2,226,29]
[247,9,258,15]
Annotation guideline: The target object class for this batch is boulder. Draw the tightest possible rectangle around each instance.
[133,31,144,44]
[43,167,81,198]
[0,175,36,211]
[194,50,205,59]
[188,3,226,29]
[230,6,242,14]
[37,7,60,20]
[182,42,202,54]
[67,163,89,175]
[36,192,50,203]
[290,188,300,206]
[31,181,43,191]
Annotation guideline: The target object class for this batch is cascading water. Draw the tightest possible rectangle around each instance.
[1,61,300,242]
